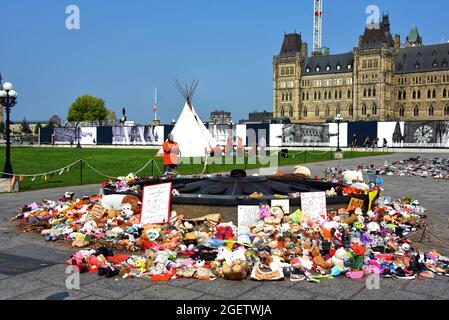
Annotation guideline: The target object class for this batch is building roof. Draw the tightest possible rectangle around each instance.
[359,15,394,49]
[395,43,449,74]
[302,52,354,76]
[278,33,302,57]
[407,25,421,44]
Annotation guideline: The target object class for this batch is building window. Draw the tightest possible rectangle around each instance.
[363,88,367,98]
[290,67,294,75]
[413,106,419,117]
[324,91,328,100]
[306,68,310,73]
[372,104,378,115]
[368,88,372,97]
[302,92,306,100]
[280,107,285,118]
[289,107,294,118]
[318,91,322,100]
[339,90,342,99]
[325,106,330,117]
[337,65,341,71]
[415,62,420,70]
[433,89,437,99]
[303,107,308,118]
[316,66,321,72]
[428,105,434,116]
[445,105,449,116]
[336,105,341,115]
[373,87,376,97]
[362,105,367,116]
[444,88,447,98]
[348,90,351,99]
[413,90,416,100]
[399,106,405,117]
[306,92,309,100]
[428,90,431,99]
[315,107,320,117]
[418,90,421,99]
[398,91,402,100]
[349,105,354,117]
[281,68,285,75]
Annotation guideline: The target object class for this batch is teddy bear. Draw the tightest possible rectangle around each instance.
[222,260,249,281]
[331,247,349,268]
[264,207,284,225]
[311,243,334,270]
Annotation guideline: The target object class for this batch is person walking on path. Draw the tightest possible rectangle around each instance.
[363,136,370,150]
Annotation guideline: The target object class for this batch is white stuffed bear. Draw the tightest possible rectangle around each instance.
[342,170,364,185]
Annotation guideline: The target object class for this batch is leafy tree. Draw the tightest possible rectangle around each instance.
[21,117,32,134]
[67,95,108,122]
[34,122,42,135]
[105,109,117,122]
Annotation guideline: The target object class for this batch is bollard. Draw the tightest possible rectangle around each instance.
[80,159,83,185]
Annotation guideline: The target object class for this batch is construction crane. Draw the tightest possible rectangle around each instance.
[313,0,329,55]
[313,0,323,53]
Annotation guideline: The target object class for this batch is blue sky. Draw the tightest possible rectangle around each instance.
[2,0,449,124]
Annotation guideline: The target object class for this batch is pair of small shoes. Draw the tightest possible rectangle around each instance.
[290,268,306,282]
[98,267,119,278]
[394,267,416,280]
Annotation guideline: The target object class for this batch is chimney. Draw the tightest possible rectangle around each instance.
[301,42,308,58]
[394,34,401,54]
[359,35,364,47]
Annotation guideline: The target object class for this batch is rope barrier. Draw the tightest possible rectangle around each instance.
[0,159,82,178]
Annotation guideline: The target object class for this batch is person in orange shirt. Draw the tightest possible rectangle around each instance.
[163,134,180,174]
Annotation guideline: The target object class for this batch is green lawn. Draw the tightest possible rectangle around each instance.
[0,147,391,192]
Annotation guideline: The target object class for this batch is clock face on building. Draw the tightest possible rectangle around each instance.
[413,125,434,144]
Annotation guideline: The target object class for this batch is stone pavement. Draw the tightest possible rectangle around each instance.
[0,153,448,300]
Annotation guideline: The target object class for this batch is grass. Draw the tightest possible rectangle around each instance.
[0,147,391,192]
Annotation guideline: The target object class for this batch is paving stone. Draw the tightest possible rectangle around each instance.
[185,279,263,299]
[195,294,228,300]
[238,283,315,300]
[23,264,105,288]
[82,277,154,299]
[1,244,75,263]
[291,277,366,300]
[403,277,449,299]
[121,284,204,300]
[352,288,434,300]
[80,295,111,300]
[7,285,90,300]
[0,276,49,299]
[166,278,200,288]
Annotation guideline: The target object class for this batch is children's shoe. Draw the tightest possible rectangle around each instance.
[394,267,416,280]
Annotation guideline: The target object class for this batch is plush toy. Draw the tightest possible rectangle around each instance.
[294,165,311,178]
[263,206,284,225]
[342,170,364,185]
[222,260,249,281]
[331,247,349,268]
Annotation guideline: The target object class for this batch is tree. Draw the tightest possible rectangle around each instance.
[67,95,108,122]
[34,122,42,135]
[105,109,117,122]
[21,117,32,134]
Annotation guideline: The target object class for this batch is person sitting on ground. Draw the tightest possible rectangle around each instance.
[162,134,180,175]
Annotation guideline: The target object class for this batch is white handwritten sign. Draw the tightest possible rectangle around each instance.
[238,206,261,227]
[140,183,172,225]
[300,192,327,220]
[271,199,290,214]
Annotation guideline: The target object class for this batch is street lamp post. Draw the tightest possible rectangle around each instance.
[0,82,18,178]
[76,123,82,148]
[334,113,344,152]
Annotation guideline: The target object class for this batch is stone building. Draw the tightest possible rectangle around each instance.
[210,110,232,125]
[273,15,449,122]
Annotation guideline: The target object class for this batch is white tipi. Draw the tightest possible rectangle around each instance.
[161,81,217,158]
